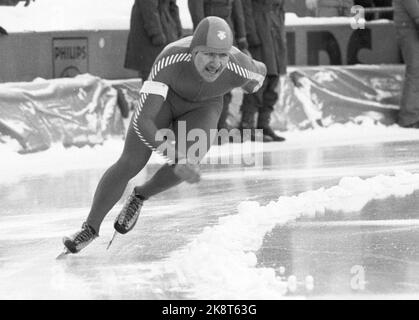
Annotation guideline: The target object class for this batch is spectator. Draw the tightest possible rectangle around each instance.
[239,0,286,142]
[188,0,250,131]
[393,0,419,128]
[124,0,183,80]
[305,0,354,17]
[0,0,35,34]
[0,0,34,6]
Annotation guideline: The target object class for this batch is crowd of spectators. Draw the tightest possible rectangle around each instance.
[122,0,418,133]
[1,0,417,131]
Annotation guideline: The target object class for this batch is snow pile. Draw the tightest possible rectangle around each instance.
[0,0,193,32]
[161,170,419,299]
[1,122,419,185]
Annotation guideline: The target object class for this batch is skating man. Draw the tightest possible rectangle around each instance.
[62,16,267,254]
[188,0,250,131]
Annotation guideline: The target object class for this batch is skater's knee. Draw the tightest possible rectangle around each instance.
[115,155,146,178]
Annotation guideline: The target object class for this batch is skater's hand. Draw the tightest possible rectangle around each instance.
[173,163,201,184]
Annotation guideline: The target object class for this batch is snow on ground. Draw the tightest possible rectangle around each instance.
[158,170,419,299]
[0,0,193,32]
[1,122,419,185]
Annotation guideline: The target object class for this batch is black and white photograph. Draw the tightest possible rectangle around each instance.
[1,0,419,305]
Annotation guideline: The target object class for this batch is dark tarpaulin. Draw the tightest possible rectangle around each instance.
[210,65,402,131]
[273,65,402,130]
[0,74,131,153]
[0,65,405,153]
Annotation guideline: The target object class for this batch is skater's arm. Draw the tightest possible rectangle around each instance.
[139,0,167,46]
[133,81,181,164]
[228,47,266,93]
[134,81,200,182]
[242,58,266,93]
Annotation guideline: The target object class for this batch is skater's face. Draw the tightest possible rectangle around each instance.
[193,50,229,82]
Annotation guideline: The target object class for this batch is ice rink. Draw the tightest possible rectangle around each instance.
[1,124,419,299]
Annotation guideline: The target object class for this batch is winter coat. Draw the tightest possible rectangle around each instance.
[188,0,248,48]
[124,0,182,78]
[242,0,287,75]
[393,0,419,28]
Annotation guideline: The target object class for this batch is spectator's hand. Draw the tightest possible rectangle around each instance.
[173,162,201,184]
[151,33,167,46]
[305,0,318,11]
[237,37,249,51]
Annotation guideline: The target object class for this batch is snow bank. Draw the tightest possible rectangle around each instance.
[0,0,193,32]
[1,122,419,185]
[161,170,419,299]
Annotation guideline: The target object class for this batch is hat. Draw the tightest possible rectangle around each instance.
[190,16,233,54]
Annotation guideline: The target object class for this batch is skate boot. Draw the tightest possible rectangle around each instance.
[63,222,98,254]
[114,190,145,234]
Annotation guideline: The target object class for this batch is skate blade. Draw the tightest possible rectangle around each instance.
[106,231,118,250]
[56,248,70,260]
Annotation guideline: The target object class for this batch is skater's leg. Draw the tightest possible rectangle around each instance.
[135,103,223,199]
[86,108,173,233]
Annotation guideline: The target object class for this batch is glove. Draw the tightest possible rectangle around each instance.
[151,33,167,46]
[173,162,201,184]
[0,26,8,35]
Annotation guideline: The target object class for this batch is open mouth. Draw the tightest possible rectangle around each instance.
[205,65,221,75]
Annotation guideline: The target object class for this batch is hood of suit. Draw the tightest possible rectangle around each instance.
[190,16,233,54]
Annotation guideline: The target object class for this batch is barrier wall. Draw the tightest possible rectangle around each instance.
[0,65,403,153]
[0,21,400,83]
[0,30,138,82]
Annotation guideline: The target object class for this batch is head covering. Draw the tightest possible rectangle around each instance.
[190,16,233,54]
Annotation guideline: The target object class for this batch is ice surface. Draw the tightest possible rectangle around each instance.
[1,122,419,299]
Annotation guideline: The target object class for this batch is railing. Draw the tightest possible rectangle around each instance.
[363,6,394,20]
